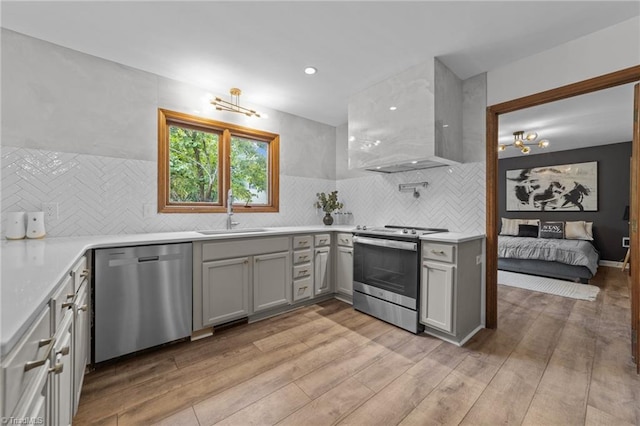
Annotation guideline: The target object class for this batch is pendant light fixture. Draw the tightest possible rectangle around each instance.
[211,88,261,118]
[499,130,550,154]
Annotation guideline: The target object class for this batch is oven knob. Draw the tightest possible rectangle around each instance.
[402,228,408,234]
[411,229,417,235]
[363,225,368,230]
[356,225,362,230]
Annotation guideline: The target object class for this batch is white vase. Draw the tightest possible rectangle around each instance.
[6,212,26,239]
[26,211,46,239]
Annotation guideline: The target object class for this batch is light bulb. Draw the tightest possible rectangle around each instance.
[538,140,549,148]
[521,146,531,154]
[498,145,506,151]
[525,132,538,141]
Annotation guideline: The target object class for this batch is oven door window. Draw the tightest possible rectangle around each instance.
[354,242,418,299]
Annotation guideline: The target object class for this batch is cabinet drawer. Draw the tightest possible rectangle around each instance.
[293,235,312,249]
[314,234,331,247]
[293,277,313,302]
[336,233,353,247]
[293,263,312,279]
[70,255,89,292]
[2,306,52,417]
[423,242,455,263]
[51,275,74,329]
[292,249,312,265]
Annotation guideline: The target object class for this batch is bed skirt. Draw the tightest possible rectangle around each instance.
[498,258,593,284]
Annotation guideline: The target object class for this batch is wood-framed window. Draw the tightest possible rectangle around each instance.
[158,109,280,213]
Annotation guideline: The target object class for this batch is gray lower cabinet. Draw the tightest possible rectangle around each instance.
[253,251,291,312]
[420,238,484,345]
[314,246,331,296]
[73,280,90,414]
[335,233,353,298]
[202,257,250,326]
[52,309,74,426]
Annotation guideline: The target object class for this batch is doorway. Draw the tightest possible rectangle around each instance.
[484,65,640,372]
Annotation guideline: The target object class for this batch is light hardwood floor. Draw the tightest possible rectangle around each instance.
[75,266,639,425]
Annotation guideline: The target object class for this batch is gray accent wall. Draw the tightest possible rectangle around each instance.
[498,141,632,261]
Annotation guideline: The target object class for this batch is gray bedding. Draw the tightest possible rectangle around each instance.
[498,236,600,275]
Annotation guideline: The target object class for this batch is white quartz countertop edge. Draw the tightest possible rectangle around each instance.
[420,232,486,243]
[1,225,352,356]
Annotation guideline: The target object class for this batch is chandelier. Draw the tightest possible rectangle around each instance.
[211,88,261,118]
[499,130,549,154]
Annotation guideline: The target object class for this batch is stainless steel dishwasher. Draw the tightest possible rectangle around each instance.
[94,243,192,363]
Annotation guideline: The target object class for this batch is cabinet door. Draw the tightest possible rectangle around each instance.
[52,309,74,426]
[336,246,353,296]
[254,251,290,312]
[73,282,89,414]
[202,257,250,326]
[314,247,331,296]
[421,261,454,333]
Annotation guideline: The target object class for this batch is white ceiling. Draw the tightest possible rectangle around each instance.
[2,1,638,128]
[498,82,636,158]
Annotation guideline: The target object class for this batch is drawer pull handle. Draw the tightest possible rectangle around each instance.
[24,338,56,372]
[65,293,75,300]
[300,255,308,259]
[319,239,327,244]
[78,304,88,312]
[80,269,90,278]
[298,241,306,245]
[49,363,64,374]
[57,346,70,356]
[298,270,308,275]
[431,249,446,255]
[244,260,249,264]
[61,302,74,309]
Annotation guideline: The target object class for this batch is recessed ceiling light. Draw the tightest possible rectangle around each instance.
[443,124,449,128]
[389,106,397,111]
[411,161,418,164]
[304,67,317,75]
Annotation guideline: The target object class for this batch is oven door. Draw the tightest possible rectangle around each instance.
[353,236,419,304]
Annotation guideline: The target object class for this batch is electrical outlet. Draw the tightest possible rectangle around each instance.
[42,202,58,221]
[622,237,630,248]
[476,254,482,265]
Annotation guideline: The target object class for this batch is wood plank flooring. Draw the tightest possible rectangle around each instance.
[75,266,640,425]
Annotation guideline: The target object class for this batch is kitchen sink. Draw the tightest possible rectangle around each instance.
[197,228,269,235]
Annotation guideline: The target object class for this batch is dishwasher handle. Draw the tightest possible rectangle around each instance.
[138,256,160,263]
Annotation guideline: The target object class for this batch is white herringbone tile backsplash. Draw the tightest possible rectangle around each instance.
[2,147,336,237]
[2,147,485,237]
[337,163,486,233]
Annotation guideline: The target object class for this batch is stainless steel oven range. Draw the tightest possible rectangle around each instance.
[352,225,448,333]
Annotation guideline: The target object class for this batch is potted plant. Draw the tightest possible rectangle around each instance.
[315,191,343,225]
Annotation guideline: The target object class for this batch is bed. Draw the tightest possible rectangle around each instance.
[497,219,600,284]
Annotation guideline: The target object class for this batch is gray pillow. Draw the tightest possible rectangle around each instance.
[539,221,564,239]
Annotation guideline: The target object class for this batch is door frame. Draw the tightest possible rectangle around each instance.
[485,65,640,331]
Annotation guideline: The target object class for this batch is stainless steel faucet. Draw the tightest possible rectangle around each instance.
[226,188,239,229]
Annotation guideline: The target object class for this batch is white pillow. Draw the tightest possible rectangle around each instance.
[565,221,593,241]
[500,218,522,236]
[585,222,594,239]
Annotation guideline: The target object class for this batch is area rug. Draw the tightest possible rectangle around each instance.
[497,270,600,301]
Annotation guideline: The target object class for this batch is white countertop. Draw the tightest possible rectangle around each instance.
[0,226,484,356]
[420,232,485,243]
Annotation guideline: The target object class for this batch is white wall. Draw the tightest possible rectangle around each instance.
[487,16,640,105]
[1,30,337,236]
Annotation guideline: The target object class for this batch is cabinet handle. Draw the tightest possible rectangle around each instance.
[61,302,74,309]
[80,269,90,278]
[298,241,306,245]
[49,363,64,374]
[431,249,446,255]
[78,304,88,312]
[24,338,56,372]
[65,293,75,300]
[300,255,308,259]
[244,260,249,264]
[57,346,70,356]
[319,239,327,244]
[299,270,308,275]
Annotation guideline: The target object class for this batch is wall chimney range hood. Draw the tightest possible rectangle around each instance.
[348,58,463,173]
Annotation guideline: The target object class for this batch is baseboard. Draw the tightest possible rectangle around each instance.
[599,260,623,268]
